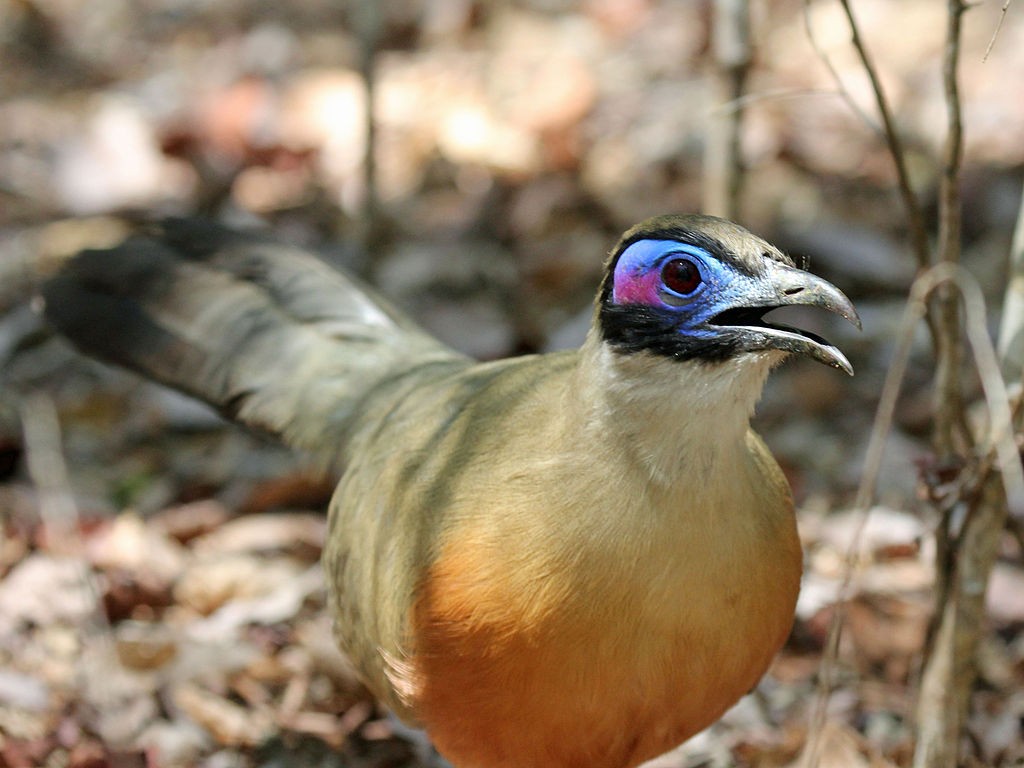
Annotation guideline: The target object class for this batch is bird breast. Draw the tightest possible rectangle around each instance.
[406,434,802,768]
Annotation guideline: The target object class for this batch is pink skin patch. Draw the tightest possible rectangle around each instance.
[612,239,677,306]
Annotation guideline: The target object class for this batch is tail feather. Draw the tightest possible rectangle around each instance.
[41,219,467,464]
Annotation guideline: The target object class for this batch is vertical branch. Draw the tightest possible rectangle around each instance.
[917,73,1024,768]
[924,1,969,692]
[801,0,881,136]
[817,2,1013,766]
[703,0,751,219]
[932,0,970,456]
[353,2,383,264]
[995,178,1024,385]
[21,394,81,547]
[913,4,998,768]
[836,0,931,270]
[801,269,928,768]
[801,262,1023,768]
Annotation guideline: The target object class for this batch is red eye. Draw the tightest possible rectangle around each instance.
[661,258,702,295]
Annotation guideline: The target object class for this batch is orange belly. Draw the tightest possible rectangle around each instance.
[409,529,800,768]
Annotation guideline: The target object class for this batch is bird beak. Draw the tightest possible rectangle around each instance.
[710,261,861,375]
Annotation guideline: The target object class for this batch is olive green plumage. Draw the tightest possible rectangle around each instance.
[42,214,857,768]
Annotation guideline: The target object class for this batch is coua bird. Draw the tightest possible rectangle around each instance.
[42,214,858,768]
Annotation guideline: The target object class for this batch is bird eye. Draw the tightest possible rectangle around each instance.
[660,258,702,296]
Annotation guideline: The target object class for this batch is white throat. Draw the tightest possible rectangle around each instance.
[576,332,780,487]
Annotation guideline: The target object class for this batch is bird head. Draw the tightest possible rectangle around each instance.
[598,214,860,374]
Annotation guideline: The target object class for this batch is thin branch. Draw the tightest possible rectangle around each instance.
[835,0,932,270]
[995,175,1024,385]
[704,0,751,219]
[353,1,384,268]
[913,6,975,766]
[936,0,966,271]
[983,0,1013,62]
[801,0,882,137]
[932,0,971,457]
[801,263,1024,768]
[20,394,148,754]
[911,267,1022,768]
[801,268,931,768]
[21,393,83,547]
[964,320,1024,522]
[965,394,1024,516]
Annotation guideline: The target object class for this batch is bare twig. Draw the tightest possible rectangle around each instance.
[19,394,161,758]
[913,5,973,765]
[21,393,83,548]
[835,0,932,270]
[962,288,1024,520]
[800,261,923,768]
[804,3,1016,766]
[932,0,970,457]
[802,264,1024,768]
[911,153,1024,768]
[352,2,383,265]
[995,175,1024,386]
[913,266,1023,768]
[800,0,882,137]
[983,0,1013,62]
[703,0,751,219]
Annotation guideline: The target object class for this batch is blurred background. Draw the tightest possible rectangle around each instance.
[2,1,1024,766]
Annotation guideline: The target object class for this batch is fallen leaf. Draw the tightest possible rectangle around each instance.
[190,513,326,559]
[0,555,95,637]
[187,565,324,639]
[136,718,211,768]
[174,554,305,617]
[86,513,187,584]
[171,682,273,748]
[790,722,898,768]
[150,500,231,544]
[0,669,49,711]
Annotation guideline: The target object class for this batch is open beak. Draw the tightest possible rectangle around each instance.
[710,261,861,375]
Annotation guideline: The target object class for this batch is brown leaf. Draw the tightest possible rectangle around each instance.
[0,555,95,637]
[171,682,273,748]
[237,472,335,515]
[792,722,899,768]
[846,594,929,682]
[86,513,187,585]
[150,500,231,545]
[67,738,108,768]
[173,554,305,617]
[190,513,326,560]
[114,620,178,671]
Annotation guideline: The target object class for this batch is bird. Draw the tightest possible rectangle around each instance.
[41,213,859,768]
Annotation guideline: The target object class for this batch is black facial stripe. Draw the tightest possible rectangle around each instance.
[599,302,742,363]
